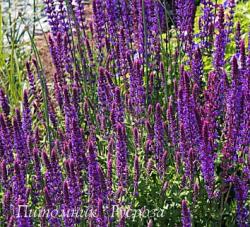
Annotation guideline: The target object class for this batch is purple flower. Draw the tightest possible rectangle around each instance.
[44,186,61,226]
[16,198,32,227]
[239,40,246,72]
[120,0,132,44]
[85,38,94,67]
[48,101,58,129]
[200,121,215,198]
[57,0,69,34]
[105,0,118,47]
[133,155,140,196]
[236,52,250,151]
[235,22,241,53]
[1,161,9,190]
[32,148,42,200]
[145,138,153,165]
[98,67,112,115]
[12,160,26,203]
[112,87,124,125]
[92,0,106,52]
[193,183,199,202]
[115,123,128,188]
[118,28,130,77]
[63,34,73,76]
[87,139,103,224]
[181,200,192,227]
[42,150,63,206]
[198,0,214,49]
[129,60,145,116]
[48,34,67,81]
[191,48,203,90]
[175,0,196,48]
[0,114,14,166]
[160,150,168,177]
[133,127,140,148]
[0,89,10,117]
[97,198,107,227]
[204,70,227,143]
[3,190,12,223]
[26,61,36,96]
[107,138,114,191]
[44,0,60,36]
[13,116,29,166]
[225,0,236,38]
[64,160,82,225]
[71,118,88,171]
[69,160,82,205]
[154,103,165,167]
[62,181,75,227]
[134,0,144,55]
[213,5,227,70]
[53,73,64,112]
[167,96,178,148]
[223,56,242,165]
[75,0,86,30]
[234,176,249,226]
[22,90,32,137]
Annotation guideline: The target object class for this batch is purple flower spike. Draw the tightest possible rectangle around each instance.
[13,116,29,166]
[16,198,32,227]
[129,60,145,116]
[44,0,59,36]
[133,127,140,148]
[71,118,88,171]
[235,22,241,53]
[87,139,107,225]
[133,155,140,196]
[175,0,196,52]
[42,149,63,207]
[154,103,165,168]
[62,181,75,227]
[26,61,36,96]
[97,198,107,227]
[191,48,203,90]
[198,0,214,49]
[116,123,128,188]
[213,5,227,70]
[181,200,192,227]
[200,121,215,198]
[234,176,249,227]
[98,67,111,115]
[0,89,10,117]
[13,160,26,203]
[167,97,178,148]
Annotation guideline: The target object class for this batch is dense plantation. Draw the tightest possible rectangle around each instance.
[0,0,249,226]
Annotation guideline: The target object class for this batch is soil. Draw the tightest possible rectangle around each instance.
[35,33,55,78]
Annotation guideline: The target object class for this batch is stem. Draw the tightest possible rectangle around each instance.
[22,17,52,152]
[33,0,36,41]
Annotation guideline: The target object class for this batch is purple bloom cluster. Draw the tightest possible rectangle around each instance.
[0,1,249,226]
[181,200,192,227]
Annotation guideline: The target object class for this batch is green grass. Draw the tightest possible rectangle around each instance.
[0,0,41,107]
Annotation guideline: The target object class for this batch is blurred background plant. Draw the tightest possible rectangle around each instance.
[0,0,49,107]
